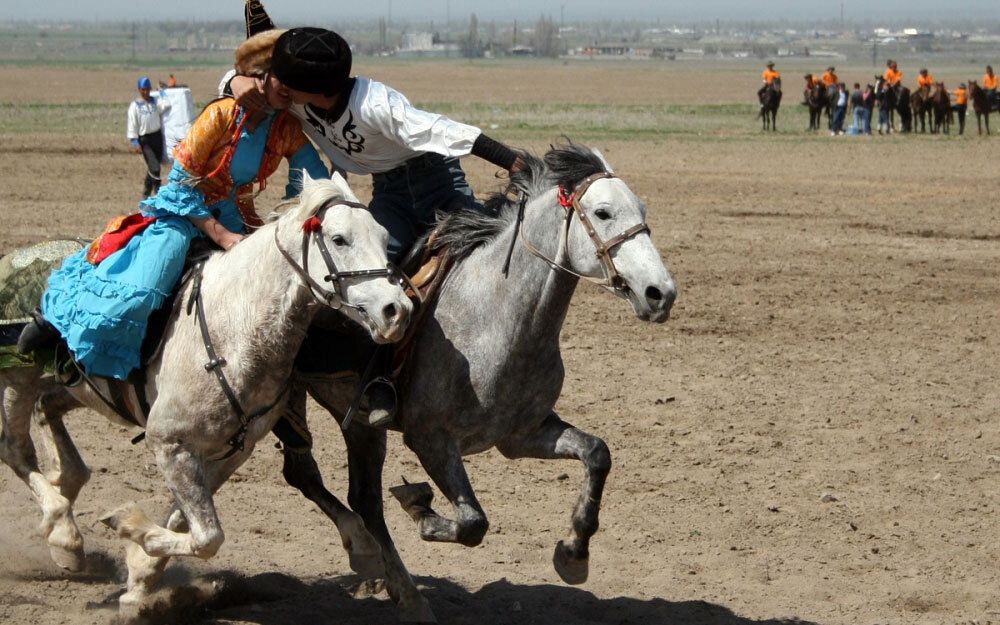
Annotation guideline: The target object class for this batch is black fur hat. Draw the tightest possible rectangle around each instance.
[272,27,352,97]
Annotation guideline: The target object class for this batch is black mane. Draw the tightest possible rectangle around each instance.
[431,141,609,262]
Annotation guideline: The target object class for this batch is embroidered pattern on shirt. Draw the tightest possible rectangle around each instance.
[303,107,365,156]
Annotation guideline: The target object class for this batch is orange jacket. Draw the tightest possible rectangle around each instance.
[820,71,837,86]
[954,87,967,105]
[762,68,780,84]
[916,73,934,87]
[983,73,998,90]
[173,98,310,229]
[883,67,902,85]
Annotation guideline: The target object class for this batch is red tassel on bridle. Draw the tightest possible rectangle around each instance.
[557,185,574,208]
[302,216,322,232]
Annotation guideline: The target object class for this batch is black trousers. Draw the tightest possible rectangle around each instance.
[138,130,164,198]
[953,105,966,134]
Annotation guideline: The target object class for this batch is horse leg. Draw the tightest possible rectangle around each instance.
[34,381,90,506]
[278,384,384,579]
[392,428,489,547]
[496,412,610,586]
[100,440,224,560]
[341,422,435,623]
[0,368,86,571]
[118,506,186,617]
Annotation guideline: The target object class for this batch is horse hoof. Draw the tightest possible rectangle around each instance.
[49,544,86,572]
[397,594,437,623]
[389,482,434,511]
[348,552,385,580]
[552,540,589,585]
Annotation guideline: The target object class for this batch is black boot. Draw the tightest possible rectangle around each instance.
[365,376,398,428]
[17,309,60,354]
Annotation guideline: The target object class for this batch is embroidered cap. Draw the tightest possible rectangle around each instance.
[234,28,286,77]
[272,27,351,96]
[137,76,151,89]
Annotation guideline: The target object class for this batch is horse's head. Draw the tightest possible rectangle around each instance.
[282,172,412,343]
[542,145,676,322]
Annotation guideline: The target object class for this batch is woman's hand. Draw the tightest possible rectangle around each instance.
[220,232,246,252]
[189,216,246,251]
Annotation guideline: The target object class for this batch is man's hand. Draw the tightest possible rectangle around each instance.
[231,75,268,110]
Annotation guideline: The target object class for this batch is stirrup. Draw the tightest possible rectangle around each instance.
[363,376,398,428]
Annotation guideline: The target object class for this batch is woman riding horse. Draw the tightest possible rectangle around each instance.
[19,30,330,379]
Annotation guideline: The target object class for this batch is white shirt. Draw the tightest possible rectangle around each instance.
[218,71,482,175]
[126,94,170,140]
[294,78,482,174]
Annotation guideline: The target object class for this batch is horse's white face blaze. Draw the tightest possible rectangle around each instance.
[310,205,412,343]
[566,177,676,322]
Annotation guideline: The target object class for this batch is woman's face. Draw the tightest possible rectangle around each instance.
[263,73,292,110]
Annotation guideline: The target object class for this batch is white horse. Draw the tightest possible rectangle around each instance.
[0,173,412,618]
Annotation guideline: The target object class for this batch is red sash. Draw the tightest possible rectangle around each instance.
[85,213,157,265]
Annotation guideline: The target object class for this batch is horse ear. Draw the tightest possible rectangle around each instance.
[591,147,615,175]
[329,171,361,204]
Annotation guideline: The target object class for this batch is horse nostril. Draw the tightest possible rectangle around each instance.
[647,284,676,309]
[383,303,399,325]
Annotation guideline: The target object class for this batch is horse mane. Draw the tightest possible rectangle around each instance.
[431,141,610,262]
[263,172,359,224]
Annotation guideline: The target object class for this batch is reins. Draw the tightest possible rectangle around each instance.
[513,172,650,296]
[189,198,411,457]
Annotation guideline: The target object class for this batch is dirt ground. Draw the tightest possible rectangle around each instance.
[1,62,998,625]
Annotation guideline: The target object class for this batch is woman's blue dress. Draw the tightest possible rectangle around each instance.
[41,111,327,379]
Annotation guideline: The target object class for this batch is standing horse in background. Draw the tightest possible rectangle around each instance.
[911,84,932,133]
[968,80,994,135]
[806,82,828,131]
[283,143,676,621]
[0,174,413,620]
[931,83,952,134]
[877,76,911,133]
[759,78,782,131]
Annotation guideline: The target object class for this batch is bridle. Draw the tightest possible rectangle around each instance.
[194,198,410,458]
[516,172,650,296]
[274,198,412,316]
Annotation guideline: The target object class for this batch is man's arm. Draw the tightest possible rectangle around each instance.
[219,69,269,110]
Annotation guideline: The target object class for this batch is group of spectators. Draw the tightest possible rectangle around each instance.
[760,60,999,136]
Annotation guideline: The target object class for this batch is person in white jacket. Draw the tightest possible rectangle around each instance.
[226,27,523,262]
[126,76,171,198]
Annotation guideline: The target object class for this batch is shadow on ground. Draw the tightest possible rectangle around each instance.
[98,569,819,625]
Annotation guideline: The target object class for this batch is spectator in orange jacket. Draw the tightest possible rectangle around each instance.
[983,66,998,106]
[883,60,902,87]
[916,68,934,89]
[758,61,780,108]
[952,83,967,134]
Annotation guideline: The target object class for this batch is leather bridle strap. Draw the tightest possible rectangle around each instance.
[565,173,650,291]
[184,261,292,459]
[274,200,409,314]
[517,172,650,294]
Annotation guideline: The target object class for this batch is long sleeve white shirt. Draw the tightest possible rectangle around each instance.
[126,94,170,140]
[218,71,482,175]
[292,77,482,174]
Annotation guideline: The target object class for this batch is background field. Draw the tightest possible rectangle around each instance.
[1,57,998,625]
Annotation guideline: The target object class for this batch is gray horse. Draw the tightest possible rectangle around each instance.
[0,174,412,620]
[282,143,677,621]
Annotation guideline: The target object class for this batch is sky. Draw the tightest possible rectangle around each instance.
[3,1,997,23]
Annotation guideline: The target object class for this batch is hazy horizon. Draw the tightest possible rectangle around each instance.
[4,1,998,24]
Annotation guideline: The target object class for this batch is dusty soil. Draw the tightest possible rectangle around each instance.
[1,62,998,625]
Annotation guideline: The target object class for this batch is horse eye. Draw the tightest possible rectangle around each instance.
[594,209,612,221]
[331,235,347,247]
